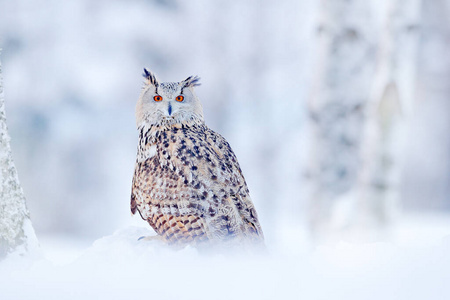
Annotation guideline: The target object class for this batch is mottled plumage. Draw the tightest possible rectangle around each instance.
[131,69,264,250]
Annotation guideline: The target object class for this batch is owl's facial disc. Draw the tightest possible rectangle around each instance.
[160,95,179,118]
[136,70,204,127]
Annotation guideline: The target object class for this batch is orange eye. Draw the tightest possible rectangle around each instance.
[153,95,163,102]
[176,95,184,102]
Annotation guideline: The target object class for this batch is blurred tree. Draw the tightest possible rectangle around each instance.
[402,0,450,211]
[0,53,39,258]
[307,0,420,241]
[356,0,420,236]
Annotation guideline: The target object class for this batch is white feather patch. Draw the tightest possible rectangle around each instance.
[147,144,157,158]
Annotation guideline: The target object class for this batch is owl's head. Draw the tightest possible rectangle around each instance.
[136,68,204,128]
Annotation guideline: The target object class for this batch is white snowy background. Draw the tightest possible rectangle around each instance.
[1,0,450,299]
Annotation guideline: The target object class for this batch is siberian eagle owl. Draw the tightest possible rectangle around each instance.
[131,69,264,249]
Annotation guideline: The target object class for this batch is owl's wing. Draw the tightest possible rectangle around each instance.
[199,128,264,242]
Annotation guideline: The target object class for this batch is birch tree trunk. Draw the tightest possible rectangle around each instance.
[0,53,39,258]
[355,0,420,235]
[402,0,450,211]
[308,0,377,239]
[308,0,420,241]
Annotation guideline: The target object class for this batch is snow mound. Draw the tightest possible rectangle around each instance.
[1,224,450,300]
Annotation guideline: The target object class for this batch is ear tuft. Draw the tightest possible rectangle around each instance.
[142,68,159,86]
[181,75,201,88]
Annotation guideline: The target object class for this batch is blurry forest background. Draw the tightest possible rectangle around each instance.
[0,0,449,245]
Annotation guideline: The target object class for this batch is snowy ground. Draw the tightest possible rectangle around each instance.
[1,213,450,300]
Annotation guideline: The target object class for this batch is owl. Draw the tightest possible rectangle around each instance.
[130,69,264,250]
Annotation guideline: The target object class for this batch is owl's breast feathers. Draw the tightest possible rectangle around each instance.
[131,122,264,247]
